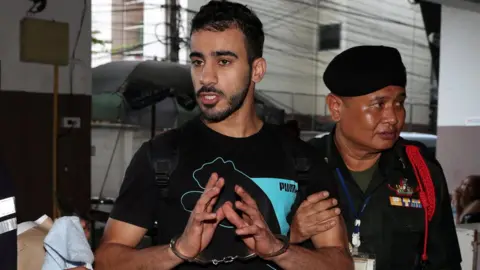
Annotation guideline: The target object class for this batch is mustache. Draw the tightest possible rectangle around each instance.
[196,86,225,98]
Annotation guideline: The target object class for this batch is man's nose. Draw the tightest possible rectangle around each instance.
[383,106,399,125]
[199,63,218,86]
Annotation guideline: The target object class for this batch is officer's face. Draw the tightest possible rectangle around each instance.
[330,85,406,152]
[189,27,266,122]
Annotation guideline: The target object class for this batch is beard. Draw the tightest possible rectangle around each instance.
[196,72,252,123]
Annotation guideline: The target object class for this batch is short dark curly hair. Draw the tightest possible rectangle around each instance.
[190,0,264,63]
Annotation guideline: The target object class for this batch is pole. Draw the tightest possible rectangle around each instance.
[311,0,319,130]
[52,65,59,219]
[162,0,180,133]
[167,0,180,62]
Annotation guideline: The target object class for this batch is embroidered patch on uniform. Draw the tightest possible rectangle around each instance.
[388,178,419,197]
[389,196,422,208]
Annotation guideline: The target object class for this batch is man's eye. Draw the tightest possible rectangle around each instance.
[219,59,231,66]
[191,60,203,66]
[373,103,384,109]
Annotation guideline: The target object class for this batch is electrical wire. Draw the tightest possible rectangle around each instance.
[92,1,432,96]
[58,0,88,141]
[70,0,87,95]
[178,5,429,53]
[93,1,427,52]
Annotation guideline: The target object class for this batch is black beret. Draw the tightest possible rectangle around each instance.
[323,45,407,97]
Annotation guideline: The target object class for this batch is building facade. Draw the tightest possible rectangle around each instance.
[92,0,432,127]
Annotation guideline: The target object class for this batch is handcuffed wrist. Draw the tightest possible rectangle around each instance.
[169,235,196,263]
[258,234,290,259]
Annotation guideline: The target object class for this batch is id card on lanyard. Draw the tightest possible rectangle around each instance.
[336,168,376,270]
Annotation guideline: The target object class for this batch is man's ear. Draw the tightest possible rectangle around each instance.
[251,57,266,83]
[326,94,343,122]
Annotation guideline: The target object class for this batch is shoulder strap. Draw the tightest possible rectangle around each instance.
[403,144,436,221]
[401,142,436,264]
[148,128,181,200]
[147,128,181,244]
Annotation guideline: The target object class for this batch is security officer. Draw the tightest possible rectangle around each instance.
[308,45,461,270]
[0,161,17,270]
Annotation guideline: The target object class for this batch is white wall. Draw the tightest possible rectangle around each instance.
[186,0,432,124]
[91,125,135,198]
[437,6,480,127]
[91,125,152,198]
[435,5,480,190]
[0,0,91,95]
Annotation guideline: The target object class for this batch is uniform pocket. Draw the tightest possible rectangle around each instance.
[388,201,425,232]
[386,199,425,269]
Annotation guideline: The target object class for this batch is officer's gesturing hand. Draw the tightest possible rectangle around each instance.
[222,185,284,259]
[289,191,341,244]
[176,173,225,258]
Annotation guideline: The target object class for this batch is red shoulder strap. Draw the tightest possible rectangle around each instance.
[404,144,436,262]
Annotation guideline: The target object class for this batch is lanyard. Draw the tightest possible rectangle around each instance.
[335,168,371,248]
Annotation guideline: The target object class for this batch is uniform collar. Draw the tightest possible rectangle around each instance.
[323,128,405,194]
[324,128,400,169]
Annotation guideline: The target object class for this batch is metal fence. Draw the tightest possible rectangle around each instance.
[258,89,433,131]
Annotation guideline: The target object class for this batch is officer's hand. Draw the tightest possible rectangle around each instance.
[223,185,285,260]
[289,191,341,244]
[176,173,225,258]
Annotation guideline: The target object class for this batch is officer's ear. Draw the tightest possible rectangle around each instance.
[326,94,344,122]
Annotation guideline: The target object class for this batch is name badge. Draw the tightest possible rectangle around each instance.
[353,253,376,270]
[0,197,15,219]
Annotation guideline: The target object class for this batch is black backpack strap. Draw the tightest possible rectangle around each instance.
[146,128,181,244]
[148,129,181,200]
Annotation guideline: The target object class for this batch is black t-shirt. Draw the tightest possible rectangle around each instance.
[0,162,17,270]
[111,118,337,269]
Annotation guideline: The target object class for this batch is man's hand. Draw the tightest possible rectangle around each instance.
[175,173,225,258]
[222,185,285,259]
[290,191,341,244]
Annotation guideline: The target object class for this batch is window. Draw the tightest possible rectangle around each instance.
[124,24,144,55]
[318,23,342,51]
[124,0,144,5]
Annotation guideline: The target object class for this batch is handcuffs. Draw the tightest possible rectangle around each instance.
[169,234,290,265]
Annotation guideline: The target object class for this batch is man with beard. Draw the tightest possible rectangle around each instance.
[307,45,461,270]
[94,1,352,270]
